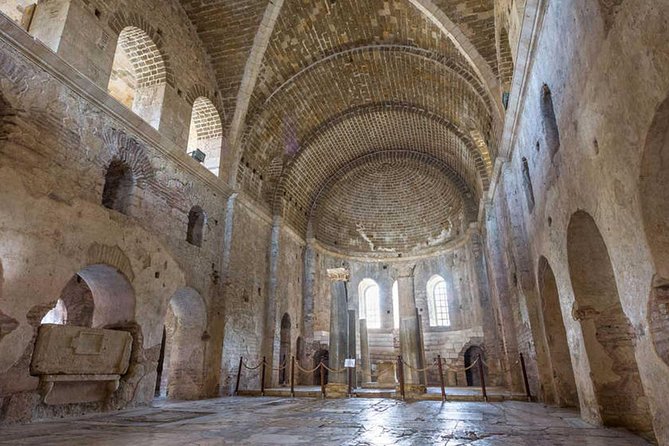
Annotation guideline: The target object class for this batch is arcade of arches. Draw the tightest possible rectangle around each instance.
[0,0,668,444]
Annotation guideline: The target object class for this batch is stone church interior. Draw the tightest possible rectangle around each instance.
[0,0,668,444]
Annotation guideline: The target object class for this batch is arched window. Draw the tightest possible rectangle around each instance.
[102,159,135,214]
[108,26,166,128]
[427,275,450,327]
[392,280,399,329]
[187,97,223,176]
[359,279,381,329]
[186,206,206,247]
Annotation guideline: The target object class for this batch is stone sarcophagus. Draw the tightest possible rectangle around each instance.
[30,324,132,405]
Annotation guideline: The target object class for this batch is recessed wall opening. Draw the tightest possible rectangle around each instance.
[640,94,669,367]
[521,157,535,212]
[108,26,166,128]
[186,206,206,247]
[41,265,134,329]
[540,84,560,158]
[187,97,223,176]
[278,313,291,385]
[102,159,135,214]
[157,287,207,400]
[537,256,579,408]
[567,211,653,436]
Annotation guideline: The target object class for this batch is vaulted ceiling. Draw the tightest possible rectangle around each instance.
[180,0,509,256]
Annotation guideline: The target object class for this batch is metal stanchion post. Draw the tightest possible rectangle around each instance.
[437,355,446,402]
[261,356,266,396]
[290,356,295,397]
[397,355,405,400]
[478,355,487,402]
[520,353,532,401]
[320,361,326,398]
[235,356,243,396]
[347,364,352,396]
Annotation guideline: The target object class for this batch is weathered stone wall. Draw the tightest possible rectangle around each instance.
[484,0,669,442]
[0,14,229,422]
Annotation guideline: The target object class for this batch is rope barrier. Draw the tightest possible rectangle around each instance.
[270,360,289,372]
[294,362,322,374]
[242,359,265,370]
[403,358,438,373]
[321,363,346,374]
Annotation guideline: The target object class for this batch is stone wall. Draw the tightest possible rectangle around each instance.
[483,0,669,442]
[0,11,230,422]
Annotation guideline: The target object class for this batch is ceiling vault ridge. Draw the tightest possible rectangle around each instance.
[407,0,502,113]
[227,0,284,187]
[257,43,492,114]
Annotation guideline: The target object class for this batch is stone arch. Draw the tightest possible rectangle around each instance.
[463,345,486,386]
[107,26,167,128]
[537,256,579,408]
[159,287,207,400]
[640,94,669,368]
[278,313,291,385]
[102,158,135,214]
[40,264,135,329]
[107,12,174,86]
[186,206,206,247]
[187,97,224,176]
[567,210,652,435]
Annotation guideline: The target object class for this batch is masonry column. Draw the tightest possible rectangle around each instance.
[394,264,426,395]
[326,267,349,396]
[359,318,371,385]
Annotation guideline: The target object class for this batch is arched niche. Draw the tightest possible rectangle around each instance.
[537,256,579,408]
[567,211,652,435]
[186,206,206,247]
[40,264,135,329]
[158,287,207,400]
[279,313,291,385]
[640,94,669,367]
[102,159,135,215]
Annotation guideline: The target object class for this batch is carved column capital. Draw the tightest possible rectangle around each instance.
[392,263,416,280]
[327,268,350,282]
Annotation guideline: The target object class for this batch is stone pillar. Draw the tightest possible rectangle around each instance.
[394,264,426,395]
[261,215,282,386]
[326,267,349,396]
[348,309,356,389]
[300,233,316,385]
[359,318,371,384]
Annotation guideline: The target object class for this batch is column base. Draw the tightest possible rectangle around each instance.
[325,383,349,398]
[396,384,427,398]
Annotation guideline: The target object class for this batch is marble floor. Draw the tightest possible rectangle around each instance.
[0,397,650,445]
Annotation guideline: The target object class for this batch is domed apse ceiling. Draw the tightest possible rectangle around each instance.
[180,0,505,256]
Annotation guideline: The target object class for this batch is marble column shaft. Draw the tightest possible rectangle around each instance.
[327,268,349,385]
[396,265,425,388]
